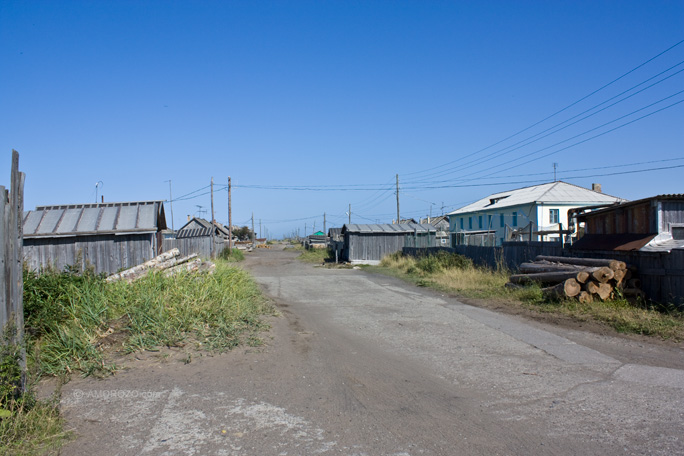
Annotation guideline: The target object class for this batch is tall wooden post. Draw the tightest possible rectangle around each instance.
[396,174,400,224]
[210,177,215,258]
[228,177,232,254]
[251,212,255,248]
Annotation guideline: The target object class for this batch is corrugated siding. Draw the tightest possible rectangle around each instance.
[23,234,156,274]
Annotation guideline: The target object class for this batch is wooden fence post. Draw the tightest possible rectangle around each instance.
[1,150,26,391]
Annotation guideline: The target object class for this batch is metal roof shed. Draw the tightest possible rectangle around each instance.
[341,223,437,264]
[23,201,167,274]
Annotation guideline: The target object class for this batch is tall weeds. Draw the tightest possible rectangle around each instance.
[24,260,272,378]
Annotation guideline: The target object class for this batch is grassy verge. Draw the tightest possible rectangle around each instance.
[297,248,332,263]
[372,251,684,341]
[219,248,245,262]
[2,260,273,454]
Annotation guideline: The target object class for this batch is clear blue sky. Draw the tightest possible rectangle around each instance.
[1,1,682,238]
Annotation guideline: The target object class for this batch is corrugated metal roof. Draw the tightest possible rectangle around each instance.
[342,223,437,234]
[176,217,231,238]
[23,201,166,238]
[576,194,684,220]
[448,181,625,216]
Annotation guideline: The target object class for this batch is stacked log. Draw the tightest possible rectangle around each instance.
[106,250,215,283]
[506,255,642,302]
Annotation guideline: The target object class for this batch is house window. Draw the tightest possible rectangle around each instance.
[673,226,684,240]
[512,212,518,227]
[478,216,483,229]
[549,209,559,224]
[500,214,504,227]
[488,215,492,228]
[468,217,472,229]
[460,218,464,230]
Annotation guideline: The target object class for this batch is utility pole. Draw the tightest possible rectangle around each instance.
[323,212,326,233]
[348,204,351,225]
[165,180,175,231]
[228,177,232,253]
[251,212,255,248]
[553,162,558,181]
[305,222,307,236]
[259,219,262,239]
[396,174,400,224]
[210,177,215,259]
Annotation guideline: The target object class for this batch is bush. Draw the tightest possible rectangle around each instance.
[219,248,245,262]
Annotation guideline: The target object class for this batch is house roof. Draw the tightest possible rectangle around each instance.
[176,217,231,238]
[23,201,166,238]
[342,223,437,234]
[575,194,684,220]
[447,181,625,216]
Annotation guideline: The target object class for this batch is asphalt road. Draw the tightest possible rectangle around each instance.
[59,246,684,455]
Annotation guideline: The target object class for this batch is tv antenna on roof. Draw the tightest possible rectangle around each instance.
[553,163,558,182]
[95,181,103,203]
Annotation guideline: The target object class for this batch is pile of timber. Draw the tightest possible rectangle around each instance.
[506,255,643,302]
[106,248,215,283]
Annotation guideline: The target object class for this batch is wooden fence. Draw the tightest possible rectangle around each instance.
[162,236,227,259]
[1,150,26,391]
[403,242,684,307]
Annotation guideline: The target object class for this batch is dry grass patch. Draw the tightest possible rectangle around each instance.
[375,251,684,341]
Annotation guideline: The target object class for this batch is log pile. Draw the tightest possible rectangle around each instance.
[506,255,643,302]
[106,249,214,283]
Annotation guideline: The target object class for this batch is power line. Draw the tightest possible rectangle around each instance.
[402,38,684,179]
[403,68,684,184]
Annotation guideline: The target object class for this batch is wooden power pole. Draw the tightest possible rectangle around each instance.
[210,177,215,259]
[228,177,232,253]
[396,174,400,224]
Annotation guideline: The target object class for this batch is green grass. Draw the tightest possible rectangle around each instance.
[0,394,67,456]
[24,260,273,378]
[297,247,332,263]
[374,251,684,340]
[4,259,275,454]
[218,248,245,262]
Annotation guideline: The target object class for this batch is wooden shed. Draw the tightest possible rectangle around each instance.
[341,223,438,265]
[573,194,684,251]
[23,200,167,274]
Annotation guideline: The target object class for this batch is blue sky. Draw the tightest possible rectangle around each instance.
[1,1,682,238]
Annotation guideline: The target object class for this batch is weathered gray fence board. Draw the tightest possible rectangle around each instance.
[1,150,26,391]
[162,237,226,259]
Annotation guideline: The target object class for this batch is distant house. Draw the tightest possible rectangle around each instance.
[306,231,328,249]
[176,217,232,239]
[572,194,684,252]
[421,215,450,245]
[170,217,235,257]
[340,223,437,265]
[328,228,343,242]
[447,181,624,246]
[23,200,167,274]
